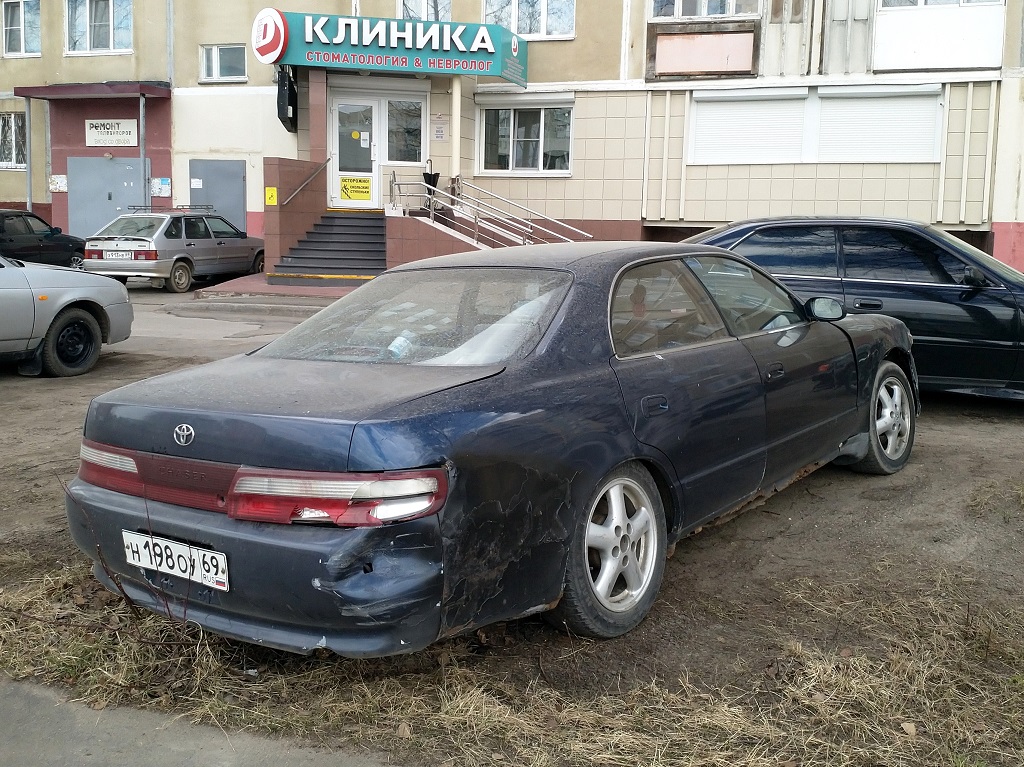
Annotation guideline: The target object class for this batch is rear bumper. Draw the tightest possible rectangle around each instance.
[84,260,174,279]
[65,479,444,657]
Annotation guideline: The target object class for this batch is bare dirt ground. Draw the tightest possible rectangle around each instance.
[1,345,1022,765]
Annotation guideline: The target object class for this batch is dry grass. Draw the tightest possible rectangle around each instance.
[967,480,1024,524]
[1,562,1021,767]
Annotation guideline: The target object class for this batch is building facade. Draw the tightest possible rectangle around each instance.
[2,1,1021,269]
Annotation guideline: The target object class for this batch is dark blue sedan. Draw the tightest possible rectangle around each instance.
[687,217,1024,400]
[66,242,918,657]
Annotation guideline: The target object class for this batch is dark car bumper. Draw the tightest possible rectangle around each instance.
[65,478,444,658]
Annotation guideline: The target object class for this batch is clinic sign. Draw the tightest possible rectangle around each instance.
[85,119,138,147]
[252,8,527,87]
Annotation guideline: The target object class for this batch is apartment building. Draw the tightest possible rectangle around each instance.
[1,0,1020,275]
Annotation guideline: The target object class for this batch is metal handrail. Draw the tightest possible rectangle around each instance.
[459,179,593,240]
[282,158,331,207]
[391,179,535,247]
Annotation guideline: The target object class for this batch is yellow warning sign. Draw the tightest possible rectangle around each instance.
[340,176,371,201]
[264,186,278,206]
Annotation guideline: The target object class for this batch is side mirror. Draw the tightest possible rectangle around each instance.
[963,265,988,288]
[805,296,845,321]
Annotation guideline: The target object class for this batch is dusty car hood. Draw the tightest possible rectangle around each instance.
[83,355,504,470]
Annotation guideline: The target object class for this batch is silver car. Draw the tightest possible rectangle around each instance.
[0,254,133,376]
[83,212,265,293]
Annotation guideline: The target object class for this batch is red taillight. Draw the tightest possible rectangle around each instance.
[227,467,449,526]
[85,249,103,259]
[78,442,145,496]
[132,249,158,260]
[78,439,449,528]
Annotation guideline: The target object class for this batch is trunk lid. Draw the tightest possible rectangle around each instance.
[84,355,503,471]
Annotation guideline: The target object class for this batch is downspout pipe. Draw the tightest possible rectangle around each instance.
[23,97,32,212]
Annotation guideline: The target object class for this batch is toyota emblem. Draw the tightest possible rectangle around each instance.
[173,423,196,446]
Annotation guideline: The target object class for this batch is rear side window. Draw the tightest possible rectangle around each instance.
[163,217,183,239]
[3,215,29,235]
[731,226,838,277]
[184,217,211,239]
[96,216,164,237]
[611,259,728,356]
[841,227,965,284]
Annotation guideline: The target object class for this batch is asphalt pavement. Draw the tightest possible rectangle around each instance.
[2,277,401,767]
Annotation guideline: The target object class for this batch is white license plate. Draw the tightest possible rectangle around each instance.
[121,530,229,591]
[104,251,134,260]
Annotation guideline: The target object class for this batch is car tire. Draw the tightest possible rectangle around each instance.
[546,462,667,638]
[41,308,102,377]
[250,251,265,275]
[165,261,192,293]
[70,251,85,270]
[851,360,915,475]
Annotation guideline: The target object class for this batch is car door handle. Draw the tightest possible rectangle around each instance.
[640,395,669,418]
[765,362,785,381]
[853,299,883,310]
[185,242,196,246]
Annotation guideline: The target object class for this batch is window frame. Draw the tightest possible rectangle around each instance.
[484,0,576,40]
[199,43,248,83]
[386,98,426,165]
[879,0,1002,8]
[476,102,574,177]
[398,0,452,20]
[0,112,27,170]
[2,0,40,56]
[65,0,133,54]
[652,0,761,19]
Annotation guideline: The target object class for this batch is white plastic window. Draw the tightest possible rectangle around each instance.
[201,45,247,82]
[485,0,574,37]
[67,0,132,52]
[399,0,451,20]
[3,0,39,55]
[0,112,27,168]
[482,106,571,173]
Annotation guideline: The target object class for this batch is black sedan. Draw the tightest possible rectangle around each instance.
[687,217,1024,400]
[65,242,918,657]
[0,209,85,269]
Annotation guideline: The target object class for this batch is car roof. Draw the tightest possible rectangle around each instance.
[711,215,930,229]
[390,241,731,274]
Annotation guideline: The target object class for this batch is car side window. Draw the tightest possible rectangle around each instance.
[164,217,183,239]
[184,217,211,239]
[731,226,838,277]
[841,227,965,285]
[4,215,30,235]
[206,217,241,238]
[611,259,728,356]
[685,254,805,336]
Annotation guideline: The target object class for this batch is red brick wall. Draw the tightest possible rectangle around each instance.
[263,158,328,269]
[386,215,481,268]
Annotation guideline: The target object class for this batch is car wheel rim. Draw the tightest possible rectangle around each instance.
[875,375,910,460]
[70,255,84,270]
[172,268,189,290]
[585,477,658,613]
[56,321,94,366]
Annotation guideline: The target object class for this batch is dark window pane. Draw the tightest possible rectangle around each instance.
[484,109,510,170]
[218,45,246,78]
[686,254,804,336]
[611,259,728,355]
[388,100,422,163]
[732,226,838,277]
[842,227,964,284]
[185,217,211,239]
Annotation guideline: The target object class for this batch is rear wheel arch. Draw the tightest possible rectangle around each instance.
[633,457,680,537]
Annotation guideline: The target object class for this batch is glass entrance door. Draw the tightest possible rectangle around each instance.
[331,98,378,209]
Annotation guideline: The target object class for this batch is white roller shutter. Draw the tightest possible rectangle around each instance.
[817,94,941,163]
[690,97,805,165]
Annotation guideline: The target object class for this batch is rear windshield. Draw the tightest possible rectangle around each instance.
[94,216,165,238]
[257,267,573,366]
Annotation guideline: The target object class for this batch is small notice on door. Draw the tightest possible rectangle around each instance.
[340,177,371,201]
